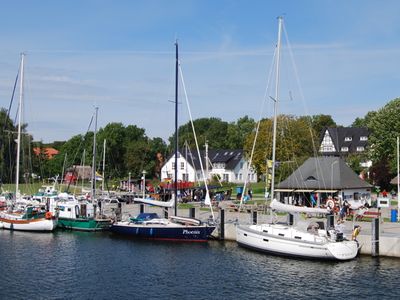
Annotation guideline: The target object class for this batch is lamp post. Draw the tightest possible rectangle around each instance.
[128,172,131,193]
[142,170,147,199]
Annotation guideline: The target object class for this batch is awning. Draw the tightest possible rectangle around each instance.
[274,189,294,192]
[294,189,315,192]
[314,190,338,193]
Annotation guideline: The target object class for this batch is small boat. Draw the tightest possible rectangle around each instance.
[56,198,111,231]
[111,213,215,242]
[0,206,57,231]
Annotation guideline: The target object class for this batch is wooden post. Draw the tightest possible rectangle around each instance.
[164,208,168,219]
[140,204,144,214]
[189,207,195,218]
[327,213,334,229]
[372,217,379,257]
[288,213,293,225]
[252,210,257,225]
[219,209,225,240]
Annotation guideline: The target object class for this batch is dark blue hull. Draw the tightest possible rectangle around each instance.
[110,223,216,242]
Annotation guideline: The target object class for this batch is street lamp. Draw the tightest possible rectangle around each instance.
[142,170,147,199]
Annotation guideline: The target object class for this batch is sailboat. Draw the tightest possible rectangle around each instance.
[55,107,112,231]
[0,53,57,231]
[236,17,359,260]
[110,42,216,241]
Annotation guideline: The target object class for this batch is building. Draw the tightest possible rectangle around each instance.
[319,127,369,156]
[33,147,59,159]
[160,149,257,184]
[275,156,372,206]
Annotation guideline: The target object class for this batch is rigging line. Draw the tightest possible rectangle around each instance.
[3,67,19,134]
[239,43,278,209]
[283,22,319,157]
[178,63,215,221]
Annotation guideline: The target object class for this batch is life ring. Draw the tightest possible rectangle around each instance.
[352,226,361,240]
[45,211,53,219]
[326,199,335,210]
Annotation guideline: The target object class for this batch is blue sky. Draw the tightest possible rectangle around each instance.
[1,0,400,143]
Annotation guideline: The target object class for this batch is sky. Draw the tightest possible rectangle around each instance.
[1,0,400,143]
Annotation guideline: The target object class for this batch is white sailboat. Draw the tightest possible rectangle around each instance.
[236,17,359,260]
[0,53,57,231]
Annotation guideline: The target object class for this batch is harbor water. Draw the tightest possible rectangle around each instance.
[1,230,399,299]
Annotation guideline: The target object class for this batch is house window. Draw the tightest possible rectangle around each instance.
[180,162,184,170]
[235,174,238,180]
[240,162,244,168]
[182,173,188,181]
[360,136,368,141]
[172,162,175,170]
[341,147,349,152]
[357,146,364,152]
[223,174,229,182]
[344,137,352,142]
[239,173,242,180]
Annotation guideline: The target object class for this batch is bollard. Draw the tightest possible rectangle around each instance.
[327,214,334,229]
[372,217,379,257]
[164,208,169,219]
[140,204,144,214]
[252,210,257,225]
[287,213,294,226]
[189,207,196,218]
[219,209,225,240]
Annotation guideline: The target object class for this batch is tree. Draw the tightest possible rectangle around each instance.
[244,114,315,182]
[365,98,400,174]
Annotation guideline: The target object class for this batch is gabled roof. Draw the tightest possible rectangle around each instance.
[320,127,369,155]
[169,149,243,171]
[277,156,372,190]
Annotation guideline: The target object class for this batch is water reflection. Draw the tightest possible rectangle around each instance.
[0,231,399,299]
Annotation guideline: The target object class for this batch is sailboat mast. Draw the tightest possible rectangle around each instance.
[174,41,179,216]
[15,53,25,197]
[91,107,98,200]
[397,136,399,221]
[102,139,106,191]
[270,16,283,202]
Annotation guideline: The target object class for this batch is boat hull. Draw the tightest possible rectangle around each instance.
[236,225,358,261]
[0,217,57,232]
[57,218,111,231]
[111,222,216,242]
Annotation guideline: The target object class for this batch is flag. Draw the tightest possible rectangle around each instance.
[95,171,103,181]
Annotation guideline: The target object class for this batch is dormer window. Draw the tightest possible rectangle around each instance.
[341,147,349,152]
[306,176,316,181]
[344,137,352,142]
[357,146,365,152]
[360,136,368,141]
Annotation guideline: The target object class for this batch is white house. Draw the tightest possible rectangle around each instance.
[161,149,257,184]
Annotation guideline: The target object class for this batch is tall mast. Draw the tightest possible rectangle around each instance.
[397,136,399,221]
[91,107,98,200]
[270,16,283,202]
[15,53,25,198]
[102,139,106,191]
[174,41,179,216]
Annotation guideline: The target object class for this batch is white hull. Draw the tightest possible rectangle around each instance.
[236,224,358,261]
[0,213,57,232]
